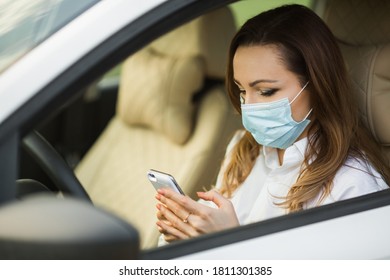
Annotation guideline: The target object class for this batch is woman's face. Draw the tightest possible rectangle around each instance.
[233,45,311,122]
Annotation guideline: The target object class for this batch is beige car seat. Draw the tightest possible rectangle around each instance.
[75,7,241,249]
[321,0,390,161]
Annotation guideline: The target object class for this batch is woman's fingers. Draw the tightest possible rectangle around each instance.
[156,204,169,221]
[156,206,180,243]
[157,202,199,237]
[194,190,239,233]
[197,190,230,208]
[162,233,179,243]
[155,188,239,239]
[156,204,186,241]
[156,205,198,238]
[155,190,201,242]
[156,216,188,240]
[156,189,198,220]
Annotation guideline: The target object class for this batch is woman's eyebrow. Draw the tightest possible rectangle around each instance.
[248,79,278,87]
[234,79,278,87]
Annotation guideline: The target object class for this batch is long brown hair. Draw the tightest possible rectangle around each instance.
[222,4,390,211]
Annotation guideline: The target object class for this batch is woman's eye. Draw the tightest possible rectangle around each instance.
[258,88,277,96]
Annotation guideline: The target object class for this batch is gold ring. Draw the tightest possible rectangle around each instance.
[183,212,191,223]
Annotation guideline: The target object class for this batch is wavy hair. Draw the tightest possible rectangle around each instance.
[222,4,390,211]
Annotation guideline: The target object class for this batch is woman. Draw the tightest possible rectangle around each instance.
[155,4,390,243]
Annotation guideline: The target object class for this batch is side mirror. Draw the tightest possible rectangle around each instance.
[0,194,139,259]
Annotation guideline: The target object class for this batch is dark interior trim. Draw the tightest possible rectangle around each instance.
[0,132,18,204]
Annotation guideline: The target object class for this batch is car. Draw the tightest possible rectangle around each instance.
[0,0,389,260]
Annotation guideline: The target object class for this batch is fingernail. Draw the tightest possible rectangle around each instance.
[155,193,161,200]
[156,204,161,210]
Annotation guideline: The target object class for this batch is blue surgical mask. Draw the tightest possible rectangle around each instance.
[241,82,311,149]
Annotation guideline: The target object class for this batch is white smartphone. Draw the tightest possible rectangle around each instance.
[147,169,185,195]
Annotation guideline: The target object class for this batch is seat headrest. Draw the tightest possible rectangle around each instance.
[117,7,236,144]
[150,7,236,79]
[323,0,390,147]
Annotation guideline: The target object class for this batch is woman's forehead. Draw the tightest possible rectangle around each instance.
[233,45,289,86]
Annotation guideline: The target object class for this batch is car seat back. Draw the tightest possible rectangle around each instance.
[322,0,390,161]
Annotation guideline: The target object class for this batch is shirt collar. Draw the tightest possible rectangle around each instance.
[262,137,308,169]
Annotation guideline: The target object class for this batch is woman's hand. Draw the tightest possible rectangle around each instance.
[156,188,239,242]
[156,206,181,243]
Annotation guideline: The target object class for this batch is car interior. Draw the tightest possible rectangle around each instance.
[7,0,390,258]
[321,0,390,162]
[74,6,242,249]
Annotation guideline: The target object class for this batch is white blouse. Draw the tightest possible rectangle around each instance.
[212,130,388,225]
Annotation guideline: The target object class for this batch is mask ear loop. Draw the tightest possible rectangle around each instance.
[289,81,310,105]
[302,108,313,119]
[289,81,312,121]
[240,95,245,104]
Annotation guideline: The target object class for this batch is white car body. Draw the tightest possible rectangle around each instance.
[178,206,390,259]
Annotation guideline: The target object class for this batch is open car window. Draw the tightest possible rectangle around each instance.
[20,0,313,251]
